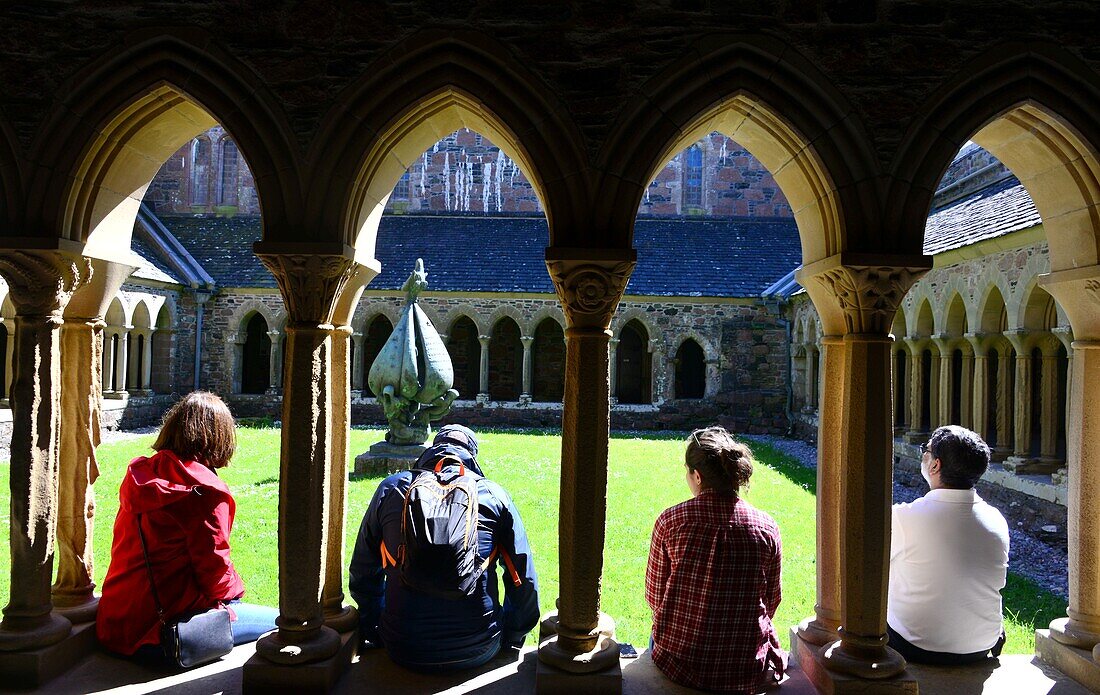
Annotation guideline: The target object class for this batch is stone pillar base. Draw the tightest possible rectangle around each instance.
[1003,456,1062,474]
[519,393,532,406]
[0,621,95,689]
[243,628,358,694]
[476,393,490,405]
[903,431,927,444]
[52,596,99,624]
[353,441,427,476]
[789,628,917,695]
[102,391,128,400]
[990,447,1012,463]
[1036,628,1100,693]
[535,652,622,694]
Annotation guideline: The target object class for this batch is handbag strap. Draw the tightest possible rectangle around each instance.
[135,512,168,626]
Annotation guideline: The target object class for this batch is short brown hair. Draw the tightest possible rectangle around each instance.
[153,391,237,468]
[685,426,754,496]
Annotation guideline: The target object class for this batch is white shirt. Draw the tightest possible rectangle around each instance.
[887,488,1010,654]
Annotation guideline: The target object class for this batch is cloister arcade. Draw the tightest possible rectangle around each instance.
[0,16,1099,695]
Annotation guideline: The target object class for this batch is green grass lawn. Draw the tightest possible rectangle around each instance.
[0,427,1064,653]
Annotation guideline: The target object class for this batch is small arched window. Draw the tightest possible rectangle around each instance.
[219,139,240,206]
[682,144,703,208]
[393,170,411,201]
[191,138,212,206]
[616,320,651,404]
[241,313,271,394]
[674,339,706,399]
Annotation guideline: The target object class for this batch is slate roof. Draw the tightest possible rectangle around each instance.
[151,213,803,298]
[923,175,1040,256]
[129,234,181,284]
[156,216,276,289]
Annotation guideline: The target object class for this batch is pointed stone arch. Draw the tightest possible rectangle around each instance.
[227,299,285,340]
[26,30,298,260]
[914,298,935,338]
[487,305,528,336]
[442,304,488,337]
[975,281,1012,335]
[528,305,566,334]
[353,301,401,334]
[893,42,1100,279]
[943,292,969,337]
[605,34,877,261]
[610,307,657,340]
[311,30,586,260]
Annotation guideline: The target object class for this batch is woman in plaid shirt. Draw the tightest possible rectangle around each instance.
[645,427,787,693]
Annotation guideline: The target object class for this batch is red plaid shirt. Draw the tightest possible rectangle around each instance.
[646,491,786,693]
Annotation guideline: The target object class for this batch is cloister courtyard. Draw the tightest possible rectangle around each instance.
[4,3,1100,694]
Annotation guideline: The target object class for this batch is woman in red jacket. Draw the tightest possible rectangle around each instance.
[97,391,277,659]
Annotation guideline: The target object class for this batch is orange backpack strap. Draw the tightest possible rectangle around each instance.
[498,547,522,587]
[380,540,398,569]
[433,453,466,477]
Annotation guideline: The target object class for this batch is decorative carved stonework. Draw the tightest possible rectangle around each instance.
[0,250,93,317]
[1086,279,1100,303]
[814,265,925,335]
[258,253,358,326]
[546,259,635,330]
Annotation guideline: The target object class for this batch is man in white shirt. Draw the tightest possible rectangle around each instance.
[888,425,1010,664]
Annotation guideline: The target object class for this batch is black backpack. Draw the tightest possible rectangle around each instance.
[398,455,490,599]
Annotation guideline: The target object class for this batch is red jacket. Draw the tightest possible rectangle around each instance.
[96,450,245,655]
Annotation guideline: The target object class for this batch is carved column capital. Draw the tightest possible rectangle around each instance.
[257,253,358,327]
[545,251,636,331]
[520,335,534,348]
[0,250,93,318]
[810,263,925,335]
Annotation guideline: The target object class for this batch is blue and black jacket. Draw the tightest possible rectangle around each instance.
[349,442,540,670]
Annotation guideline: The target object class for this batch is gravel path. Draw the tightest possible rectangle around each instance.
[744,434,1070,600]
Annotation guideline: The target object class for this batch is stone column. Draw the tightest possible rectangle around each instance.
[608,337,619,402]
[3,319,14,401]
[140,329,155,392]
[113,327,130,393]
[228,333,245,393]
[933,336,952,425]
[903,338,926,441]
[928,349,942,428]
[101,330,115,394]
[321,264,374,634]
[803,343,815,411]
[891,345,905,436]
[959,343,974,430]
[797,335,845,646]
[966,334,991,442]
[477,334,490,402]
[350,332,365,393]
[1051,341,1100,652]
[992,341,1015,461]
[253,252,359,665]
[0,249,92,651]
[52,259,134,623]
[267,330,283,394]
[520,335,534,403]
[1039,339,1061,465]
[538,249,635,675]
[801,259,927,682]
[1006,331,1034,469]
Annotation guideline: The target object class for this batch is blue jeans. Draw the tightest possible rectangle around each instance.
[228,600,279,645]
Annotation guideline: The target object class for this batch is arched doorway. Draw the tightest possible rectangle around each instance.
[674,339,705,399]
[531,318,565,402]
[447,316,481,400]
[616,320,651,404]
[488,318,523,401]
[241,313,271,394]
[361,315,393,396]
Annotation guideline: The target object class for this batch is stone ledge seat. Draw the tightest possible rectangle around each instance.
[36,635,1094,694]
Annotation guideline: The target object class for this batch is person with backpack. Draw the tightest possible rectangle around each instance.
[349,424,540,672]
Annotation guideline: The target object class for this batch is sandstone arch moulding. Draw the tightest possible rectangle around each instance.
[893,42,1100,282]
[487,305,527,336]
[529,306,567,335]
[443,305,488,337]
[603,34,878,260]
[310,30,589,262]
[353,303,401,335]
[22,30,299,261]
[227,300,286,338]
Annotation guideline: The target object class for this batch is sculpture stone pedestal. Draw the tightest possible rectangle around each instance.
[353,441,427,476]
[789,627,917,694]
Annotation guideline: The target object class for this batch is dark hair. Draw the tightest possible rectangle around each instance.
[685,426,754,495]
[153,391,237,469]
[927,425,989,489]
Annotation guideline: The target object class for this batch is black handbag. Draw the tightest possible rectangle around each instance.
[136,513,235,668]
